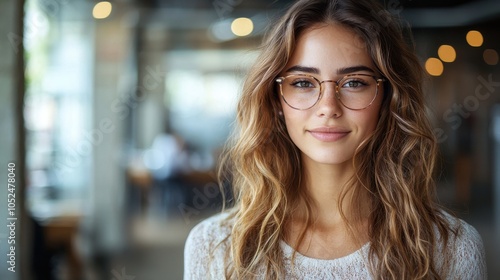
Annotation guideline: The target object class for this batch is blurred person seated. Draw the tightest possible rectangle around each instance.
[146,130,190,217]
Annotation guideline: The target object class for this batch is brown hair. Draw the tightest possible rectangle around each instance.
[219,0,456,278]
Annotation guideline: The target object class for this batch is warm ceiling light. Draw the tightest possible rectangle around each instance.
[438,45,456,63]
[425,57,444,77]
[231,18,253,37]
[483,49,499,65]
[466,30,483,47]
[93,1,112,19]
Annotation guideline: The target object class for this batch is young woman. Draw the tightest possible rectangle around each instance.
[184,0,487,279]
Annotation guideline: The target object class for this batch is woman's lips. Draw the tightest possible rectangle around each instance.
[307,127,350,142]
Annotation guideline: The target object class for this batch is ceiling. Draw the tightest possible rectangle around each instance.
[137,0,478,9]
[130,0,500,49]
[399,0,500,28]
[137,0,500,28]
[398,0,475,8]
[49,0,500,50]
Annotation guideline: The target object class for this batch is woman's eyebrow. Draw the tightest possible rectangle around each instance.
[284,65,320,74]
[284,65,376,75]
[337,65,375,75]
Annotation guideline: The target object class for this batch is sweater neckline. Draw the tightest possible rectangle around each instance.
[279,240,370,263]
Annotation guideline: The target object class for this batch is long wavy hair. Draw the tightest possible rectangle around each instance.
[218,0,457,279]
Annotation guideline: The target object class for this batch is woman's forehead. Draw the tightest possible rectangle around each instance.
[286,24,374,76]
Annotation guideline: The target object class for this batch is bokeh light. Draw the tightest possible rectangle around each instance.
[483,49,499,65]
[438,45,456,63]
[231,18,253,37]
[466,30,483,47]
[93,1,112,19]
[425,57,444,76]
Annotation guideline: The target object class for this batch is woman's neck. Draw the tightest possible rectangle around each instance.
[299,155,370,227]
[286,155,371,258]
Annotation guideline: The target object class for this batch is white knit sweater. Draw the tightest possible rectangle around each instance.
[184,212,487,279]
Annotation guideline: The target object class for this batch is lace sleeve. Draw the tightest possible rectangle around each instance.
[183,213,230,280]
[448,220,487,280]
[184,220,211,279]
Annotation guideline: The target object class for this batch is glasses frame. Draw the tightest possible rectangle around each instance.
[275,73,386,111]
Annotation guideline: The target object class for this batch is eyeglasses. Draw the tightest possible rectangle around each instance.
[275,73,385,110]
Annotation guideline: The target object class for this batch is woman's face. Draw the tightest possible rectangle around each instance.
[279,24,383,167]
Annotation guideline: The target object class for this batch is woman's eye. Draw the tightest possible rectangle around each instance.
[291,80,314,88]
[343,80,366,88]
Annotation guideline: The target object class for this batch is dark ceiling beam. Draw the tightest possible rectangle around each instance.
[401,0,500,28]
[146,3,500,30]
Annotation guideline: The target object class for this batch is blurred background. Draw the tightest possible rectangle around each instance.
[0,0,499,279]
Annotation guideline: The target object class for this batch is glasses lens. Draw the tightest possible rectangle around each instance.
[280,75,320,110]
[337,75,378,110]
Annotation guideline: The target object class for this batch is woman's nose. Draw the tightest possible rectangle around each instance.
[315,82,343,118]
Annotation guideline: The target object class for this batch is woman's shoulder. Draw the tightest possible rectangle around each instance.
[440,211,487,279]
[186,211,234,245]
[184,211,235,279]
[440,211,483,246]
